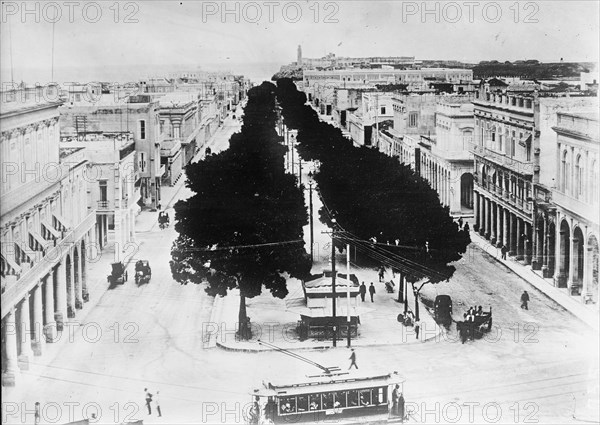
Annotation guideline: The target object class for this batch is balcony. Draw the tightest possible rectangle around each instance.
[1,212,96,317]
[471,143,534,175]
[97,200,110,209]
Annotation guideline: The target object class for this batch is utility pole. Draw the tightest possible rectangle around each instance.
[331,218,337,348]
[346,243,351,347]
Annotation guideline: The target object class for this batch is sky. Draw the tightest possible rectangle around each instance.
[1,0,598,84]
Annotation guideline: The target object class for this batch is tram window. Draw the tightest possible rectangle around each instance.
[359,389,372,406]
[280,397,296,414]
[348,390,359,407]
[334,391,347,408]
[297,395,308,412]
[309,394,321,410]
[322,392,334,409]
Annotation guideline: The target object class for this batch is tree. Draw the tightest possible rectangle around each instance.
[171,82,311,339]
[276,79,470,321]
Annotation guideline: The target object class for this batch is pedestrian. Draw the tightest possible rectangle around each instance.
[348,348,358,369]
[521,290,530,310]
[251,396,260,424]
[501,245,507,260]
[359,282,367,302]
[34,402,40,425]
[369,282,376,302]
[414,318,421,340]
[391,384,399,416]
[398,392,405,423]
[144,388,153,415]
[378,266,385,282]
[155,390,162,417]
[464,222,470,233]
[458,217,463,228]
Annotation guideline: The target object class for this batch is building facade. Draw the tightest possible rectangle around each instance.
[551,112,599,303]
[59,95,163,210]
[60,131,138,260]
[1,92,96,387]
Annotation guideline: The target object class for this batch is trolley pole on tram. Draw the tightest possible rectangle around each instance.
[331,218,337,348]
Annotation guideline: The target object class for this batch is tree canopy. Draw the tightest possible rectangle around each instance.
[275,78,470,285]
[170,81,311,338]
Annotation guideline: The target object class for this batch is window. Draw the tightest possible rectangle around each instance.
[99,180,108,202]
[575,155,583,199]
[409,112,418,127]
[561,151,569,193]
[139,120,146,140]
[139,152,146,172]
[380,106,386,115]
[526,145,531,161]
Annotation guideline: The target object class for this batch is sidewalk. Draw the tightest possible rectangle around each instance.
[469,230,599,332]
[210,267,443,352]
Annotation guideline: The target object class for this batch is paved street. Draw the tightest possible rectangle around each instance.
[3,110,598,425]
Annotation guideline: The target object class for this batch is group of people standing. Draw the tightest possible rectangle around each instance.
[144,388,162,417]
[359,282,376,302]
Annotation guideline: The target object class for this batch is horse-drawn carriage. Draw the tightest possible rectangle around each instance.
[108,262,128,287]
[135,260,152,285]
[456,307,492,343]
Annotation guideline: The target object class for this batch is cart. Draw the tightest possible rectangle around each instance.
[108,262,128,287]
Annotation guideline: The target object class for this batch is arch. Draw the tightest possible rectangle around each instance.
[573,226,585,287]
[460,173,474,210]
[558,220,570,288]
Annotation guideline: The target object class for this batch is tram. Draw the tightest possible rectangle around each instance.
[249,341,406,424]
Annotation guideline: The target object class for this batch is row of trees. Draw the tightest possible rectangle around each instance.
[275,79,471,319]
[170,82,311,339]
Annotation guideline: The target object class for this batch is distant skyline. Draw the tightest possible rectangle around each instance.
[1,1,598,84]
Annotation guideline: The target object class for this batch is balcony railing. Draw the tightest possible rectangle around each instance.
[97,200,109,209]
[471,143,534,175]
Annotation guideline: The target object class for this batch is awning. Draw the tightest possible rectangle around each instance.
[13,239,34,262]
[53,213,71,231]
[42,220,61,239]
[29,231,48,249]
[0,242,22,275]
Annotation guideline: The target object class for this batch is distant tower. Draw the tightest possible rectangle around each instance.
[297,45,303,66]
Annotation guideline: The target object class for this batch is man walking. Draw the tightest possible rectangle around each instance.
[501,245,508,260]
[378,266,385,282]
[359,282,366,302]
[155,390,162,417]
[521,290,530,310]
[458,217,463,229]
[369,282,376,302]
[144,388,153,415]
[414,318,421,340]
[348,348,358,369]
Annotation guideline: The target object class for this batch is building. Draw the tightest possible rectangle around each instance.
[1,90,96,386]
[157,92,202,184]
[551,111,599,303]
[60,131,139,260]
[59,94,164,210]
[471,87,598,289]
[417,95,475,216]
